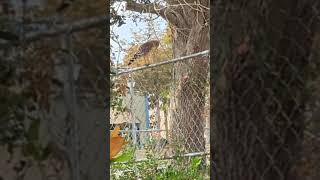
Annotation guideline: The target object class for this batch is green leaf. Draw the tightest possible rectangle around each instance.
[191,157,202,169]
[112,148,134,163]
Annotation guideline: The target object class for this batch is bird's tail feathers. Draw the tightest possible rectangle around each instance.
[127,54,141,65]
[127,58,135,65]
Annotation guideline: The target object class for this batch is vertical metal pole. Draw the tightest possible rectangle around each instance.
[145,94,150,129]
[156,100,161,129]
[164,109,169,141]
[129,75,137,146]
[142,93,150,148]
[62,34,80,180]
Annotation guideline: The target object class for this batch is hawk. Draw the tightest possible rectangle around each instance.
[128,40,160,65]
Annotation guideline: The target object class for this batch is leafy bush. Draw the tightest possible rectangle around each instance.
[110,139,209,180]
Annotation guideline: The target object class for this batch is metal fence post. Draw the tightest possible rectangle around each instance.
[128,75,137,146]
[62,33,80,180]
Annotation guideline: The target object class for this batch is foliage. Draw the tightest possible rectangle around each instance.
[0,86,26,145]
[112,146,135,163]
[110,137,209,180]
[0,59,53,162]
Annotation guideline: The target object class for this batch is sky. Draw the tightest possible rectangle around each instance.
[110,2,167,66]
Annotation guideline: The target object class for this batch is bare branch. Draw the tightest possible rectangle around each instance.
[125,1,178,26]
[126,1,165,16]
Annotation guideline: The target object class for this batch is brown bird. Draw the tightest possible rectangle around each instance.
[128,40,160,65]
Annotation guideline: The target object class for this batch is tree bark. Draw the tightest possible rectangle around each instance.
[170,8,209,153]
[212,0,318,179]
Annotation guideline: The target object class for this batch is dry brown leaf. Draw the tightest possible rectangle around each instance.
[110,126,128,160]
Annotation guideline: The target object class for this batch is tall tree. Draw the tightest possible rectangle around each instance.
[122,0,210,153]
[211,1,319,179]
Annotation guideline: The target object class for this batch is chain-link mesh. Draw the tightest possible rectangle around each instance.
[111,51,210,161]
[211,1,320,179]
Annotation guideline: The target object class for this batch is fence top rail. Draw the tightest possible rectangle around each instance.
[118,129,166,133]
[112,151,210,164]
[112,50,209,76]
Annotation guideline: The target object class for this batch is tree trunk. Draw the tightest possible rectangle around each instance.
[126,0,210,153]
[212,0,318,179]
[170,6,209,153]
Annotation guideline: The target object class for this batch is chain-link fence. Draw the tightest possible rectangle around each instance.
[111,50,210,162]
[211,1,320,179]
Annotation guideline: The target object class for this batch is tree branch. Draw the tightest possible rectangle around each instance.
[0,15,107,49]
[125,1,178,26]
[126,1,165,16]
